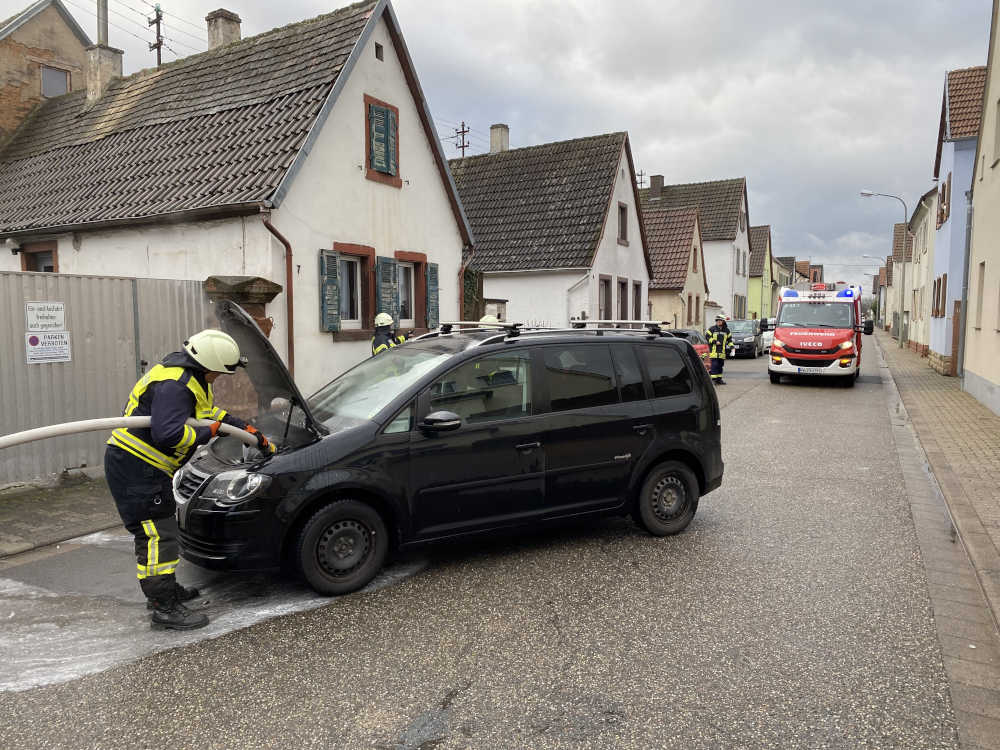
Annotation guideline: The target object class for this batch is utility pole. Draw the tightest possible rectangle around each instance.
[148,3,163,68]
[454,121,470,157]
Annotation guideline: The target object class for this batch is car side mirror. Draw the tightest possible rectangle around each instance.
[419,411,462,433]
[862,320,874,335]
[759,320,768,331]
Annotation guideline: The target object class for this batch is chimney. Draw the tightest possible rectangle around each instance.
[206,9,242,50]
[97,0,108,45]
[86,44,123,103]
[649,174,664,199]
[490,123,509,154]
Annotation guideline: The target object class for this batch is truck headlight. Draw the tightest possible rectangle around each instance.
[202,470,271,506]
[839,340,854,350]
[772,338,785,349]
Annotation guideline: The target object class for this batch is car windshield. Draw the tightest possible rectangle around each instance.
[777,302,854,328]
[307,346,453,424]
[728,321,755,333]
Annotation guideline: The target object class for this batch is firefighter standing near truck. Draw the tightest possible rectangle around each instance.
[104,330,271,631]
[706,314,732,385]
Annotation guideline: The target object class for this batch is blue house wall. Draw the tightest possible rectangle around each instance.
[929,137,976,360]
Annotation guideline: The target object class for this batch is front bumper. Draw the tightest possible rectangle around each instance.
[768,352,857,376]
[734,341,757,356]
[174,465,282,571]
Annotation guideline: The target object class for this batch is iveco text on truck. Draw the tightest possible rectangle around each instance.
[761,282,874,387]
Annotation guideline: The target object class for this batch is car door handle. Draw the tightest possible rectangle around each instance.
[515,441,541,452]
[632,424,652,435]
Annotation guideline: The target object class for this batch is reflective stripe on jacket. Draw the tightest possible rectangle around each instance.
[705,327,732,359]
[371,331,406,356]
[107,359,229,475]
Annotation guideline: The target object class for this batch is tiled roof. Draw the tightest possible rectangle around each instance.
[639,177,745,241]
[878,267,887,288]
[749,225,770,276]
[892,223,913,262]
[449,133,627,272]
[947,66,988,139]
[0,1,376,234]
[774,255,795,271]
[1,1,90,46]
[795,260,810,277]
[643,207,704,290]
[886,256,894,285]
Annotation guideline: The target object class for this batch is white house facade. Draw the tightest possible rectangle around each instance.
[0,0,473,395]
[450,130,650,329]
[641,175,750,319]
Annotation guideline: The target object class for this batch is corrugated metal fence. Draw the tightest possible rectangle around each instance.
[0,271,210,484]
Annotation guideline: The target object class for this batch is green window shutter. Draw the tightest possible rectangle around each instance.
[387,110,398,176]
[375,256,399,322]
[319,249,340,332]
[369,104,389,173]
[426,262,439,328]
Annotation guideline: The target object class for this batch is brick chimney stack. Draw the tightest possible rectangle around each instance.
[206,9,242,50]
[649,174,664,199]
[490,124,509,154]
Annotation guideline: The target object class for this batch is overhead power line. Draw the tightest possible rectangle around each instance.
[112,0,206,45]
[138,0,211,36]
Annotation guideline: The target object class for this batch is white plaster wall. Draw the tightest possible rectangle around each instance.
[732,195,751,315]
[483,270,589,327]
[271,14,466,394]
[589,148,649,320]
[908,197,936,348]
[703,239,732,315]
[0,250,19,272]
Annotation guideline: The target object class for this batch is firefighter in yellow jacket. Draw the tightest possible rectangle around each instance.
[705,314,732,385]
[104,330,270,630]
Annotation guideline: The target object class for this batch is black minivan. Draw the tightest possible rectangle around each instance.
[174,303,724,595]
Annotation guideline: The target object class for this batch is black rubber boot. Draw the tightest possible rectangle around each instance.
[150,599,209,631]
[142,575,209,630]
[146,583,200,610]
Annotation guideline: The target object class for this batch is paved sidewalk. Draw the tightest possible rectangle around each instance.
[0,478,119,557]
[877,330,1000,624]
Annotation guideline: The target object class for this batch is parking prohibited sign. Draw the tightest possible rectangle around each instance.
[25,331,72,364]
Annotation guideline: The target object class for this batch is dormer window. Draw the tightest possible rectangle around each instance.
[41,65,69,98]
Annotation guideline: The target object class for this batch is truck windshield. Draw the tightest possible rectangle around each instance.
[777,302,854,328]
[307,347,452,424]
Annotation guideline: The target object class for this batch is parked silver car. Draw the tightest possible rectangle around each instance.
[761,317,776,352]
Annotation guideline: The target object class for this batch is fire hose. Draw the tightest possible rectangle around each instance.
[0,418,259,451]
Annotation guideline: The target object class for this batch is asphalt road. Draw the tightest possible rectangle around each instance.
[0,349,959,749]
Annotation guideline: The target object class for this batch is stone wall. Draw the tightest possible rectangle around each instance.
[928,349,954,376]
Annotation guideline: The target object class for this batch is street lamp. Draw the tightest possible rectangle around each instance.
[860,190,908,348]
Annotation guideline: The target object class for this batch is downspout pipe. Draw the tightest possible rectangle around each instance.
[0,418,257,450]
[957,193,973,377]
[262,216,295,377]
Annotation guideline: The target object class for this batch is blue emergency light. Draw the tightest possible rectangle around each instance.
[837,289,853,297]
[782,290,799,298]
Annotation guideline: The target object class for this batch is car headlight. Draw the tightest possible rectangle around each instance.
[839,340,854,350]
[202,470,272,506]
[772,338,785,349]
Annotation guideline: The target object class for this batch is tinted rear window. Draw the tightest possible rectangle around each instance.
[641,345,692,398]
[543,345,618,411]
[612,344,645,403]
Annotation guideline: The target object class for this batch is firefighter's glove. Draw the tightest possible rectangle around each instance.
[245,425,273,453]
[209,421,222,438]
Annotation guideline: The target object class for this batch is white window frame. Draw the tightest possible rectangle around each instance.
[398,261,415,329]
[339,256,362,330]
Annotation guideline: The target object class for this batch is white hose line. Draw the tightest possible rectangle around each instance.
[0,417,258,450]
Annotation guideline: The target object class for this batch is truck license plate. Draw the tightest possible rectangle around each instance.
[796,366,825,373]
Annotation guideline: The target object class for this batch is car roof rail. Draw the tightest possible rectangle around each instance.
[411,320,530,342]
[475,322,676,347]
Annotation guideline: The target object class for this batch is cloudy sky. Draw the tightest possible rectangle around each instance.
[11,0,992,289]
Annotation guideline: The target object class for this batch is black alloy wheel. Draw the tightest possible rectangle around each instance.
[296,499,388,595]
[635,460,699,536]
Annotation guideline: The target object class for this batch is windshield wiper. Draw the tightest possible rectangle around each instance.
[810,323,847,328]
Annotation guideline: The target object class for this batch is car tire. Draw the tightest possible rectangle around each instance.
[296,499,388,596]
[769,371,781,384]
[841,374,856,388]
[635,461,699,536]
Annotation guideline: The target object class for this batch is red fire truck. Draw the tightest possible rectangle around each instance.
[761,282,874,387]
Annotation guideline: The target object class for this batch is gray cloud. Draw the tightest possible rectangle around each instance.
[7,0,991,291]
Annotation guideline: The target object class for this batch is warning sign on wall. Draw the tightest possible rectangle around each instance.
[25,331,72,364]
[25,302,65,332]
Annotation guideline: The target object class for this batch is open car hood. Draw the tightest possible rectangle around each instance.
[213,300,324,437]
